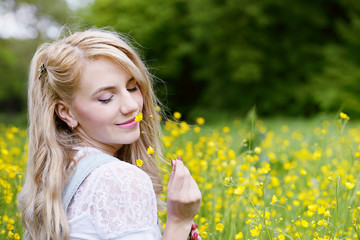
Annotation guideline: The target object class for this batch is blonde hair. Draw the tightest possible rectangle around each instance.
[17,29,164,240]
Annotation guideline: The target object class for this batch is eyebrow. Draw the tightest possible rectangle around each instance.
[91,77,135,96]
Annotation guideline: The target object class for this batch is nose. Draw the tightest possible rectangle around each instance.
[119,92,139,115]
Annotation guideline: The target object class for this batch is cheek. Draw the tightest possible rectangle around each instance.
[73,102,109,127]
[136,91,144,111]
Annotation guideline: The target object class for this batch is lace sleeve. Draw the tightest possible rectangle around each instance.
[89,161,160,239]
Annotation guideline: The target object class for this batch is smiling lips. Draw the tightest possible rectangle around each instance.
[116,117,138,129]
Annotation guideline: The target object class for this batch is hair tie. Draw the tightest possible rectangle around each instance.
[38,62,47,79]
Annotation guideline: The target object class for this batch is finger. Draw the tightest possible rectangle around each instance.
[167,159,176,190]
[179,165,192,196]
[191,229,199,240]
[191,222,198,230]
[171,159,186,193]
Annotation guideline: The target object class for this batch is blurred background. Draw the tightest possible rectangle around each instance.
[1,0,360,124]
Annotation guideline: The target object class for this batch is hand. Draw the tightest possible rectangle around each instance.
[166,158,202,228]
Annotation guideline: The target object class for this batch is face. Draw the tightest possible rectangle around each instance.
[69,57,143,156]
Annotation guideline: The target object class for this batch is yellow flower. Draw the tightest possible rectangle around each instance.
[135,112,143,122]
[136,159,143,167]
[278,233,285,240]
[14,233,21,240]
[223,126,230,133]
[317,219,328,226]
[173,112,182,120]
[235,232,243,239]
[196,117,205,125]
[224,177,231,185]
[318,205,326,215]
[301,219,309,228]
[3,215,9,222]
[200,232,208,238]
[308,204,318,212]
[339,112,350,120]
[194,126,201,133]
[345,182,355,189]
[215,223,224,231]
[270,194,278,205]
[250,225,261,237]
[147,146,154,155]
[324,210,331,217]
[234,186,245,195]
[8,171,16,179]
[254,147,261,154]
[6,223,14,231]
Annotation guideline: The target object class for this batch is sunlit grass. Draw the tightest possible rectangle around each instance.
[158,112,360,240]
[0,113,359,239]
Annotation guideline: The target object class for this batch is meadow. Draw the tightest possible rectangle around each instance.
[0,112,359,240]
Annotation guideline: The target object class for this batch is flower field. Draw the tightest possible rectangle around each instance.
[1,113,360,239]
[0,124,26,239]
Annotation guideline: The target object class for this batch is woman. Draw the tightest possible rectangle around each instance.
[18,29,201,240]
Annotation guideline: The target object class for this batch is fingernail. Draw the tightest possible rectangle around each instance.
[171,159,175,167]
[177,156,182,161]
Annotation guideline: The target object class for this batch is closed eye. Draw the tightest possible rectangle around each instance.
[127,81,140,92]
[127,86,138,92]
[98,95,113,103]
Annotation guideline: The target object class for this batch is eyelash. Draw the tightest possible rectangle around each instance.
[127,86,138,92]
[98,84,139,103]
[98,95,113,104]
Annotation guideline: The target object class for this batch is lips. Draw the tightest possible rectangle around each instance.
[118,117,136,125]
[116,117,138,129]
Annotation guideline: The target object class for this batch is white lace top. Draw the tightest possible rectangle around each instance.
[66,147,162,240]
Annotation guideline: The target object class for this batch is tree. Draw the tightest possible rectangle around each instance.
[0,0,77,113]
[311,1,360,115]
[81,0,360,117]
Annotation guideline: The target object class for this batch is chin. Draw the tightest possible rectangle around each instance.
[121,132,141,145]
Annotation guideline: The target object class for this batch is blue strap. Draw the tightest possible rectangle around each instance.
[62,152,117,211]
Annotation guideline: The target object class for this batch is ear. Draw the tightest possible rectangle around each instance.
[55,100,78,129]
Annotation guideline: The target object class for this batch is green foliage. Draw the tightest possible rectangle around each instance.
[0,39,25,112]
[82,0,360,117]
[0,0,75,113]
[2,0,360,117]
[311,1,360,115]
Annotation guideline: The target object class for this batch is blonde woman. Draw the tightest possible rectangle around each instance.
[18,29,201,240]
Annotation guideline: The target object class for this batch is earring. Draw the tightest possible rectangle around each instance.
[71,124,74,130]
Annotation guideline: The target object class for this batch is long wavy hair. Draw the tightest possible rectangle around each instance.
[17,29,164,240]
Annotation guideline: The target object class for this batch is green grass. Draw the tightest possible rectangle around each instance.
[1,113,360,239]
